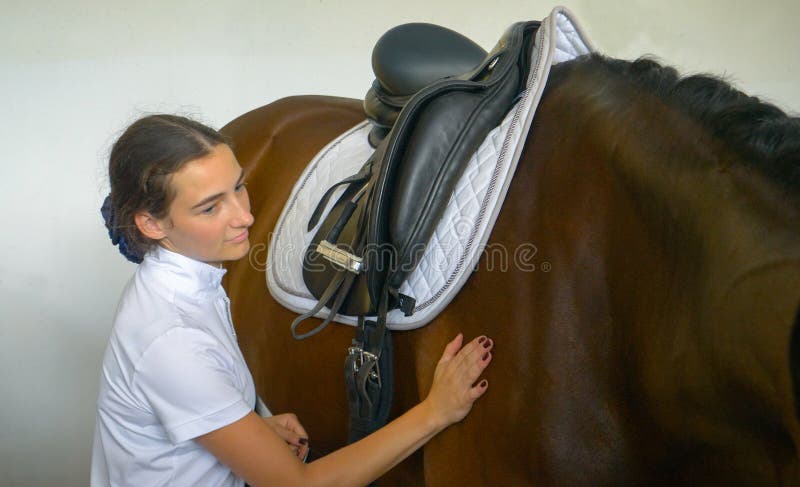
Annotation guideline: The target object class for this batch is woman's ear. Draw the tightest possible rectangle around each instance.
[135,211,168,241]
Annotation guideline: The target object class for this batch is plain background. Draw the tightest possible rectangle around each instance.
[1,1,798,485]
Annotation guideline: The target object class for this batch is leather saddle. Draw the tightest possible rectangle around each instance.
[363,22,488,147]
[293,20,539,339]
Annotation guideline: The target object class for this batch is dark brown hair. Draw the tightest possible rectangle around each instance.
[106,114,228,259]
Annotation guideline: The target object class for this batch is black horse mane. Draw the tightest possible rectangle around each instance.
[553,53,800,194]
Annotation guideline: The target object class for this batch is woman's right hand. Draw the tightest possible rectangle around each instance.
[423,333,493,429]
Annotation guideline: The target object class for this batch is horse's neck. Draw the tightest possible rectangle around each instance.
[610,90,800,421]
[617,110,800,478]
[534,63,800,471]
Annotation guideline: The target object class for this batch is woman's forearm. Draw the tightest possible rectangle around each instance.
[201,403,445,487]
[303,399,444,487]
[202,335,491,487]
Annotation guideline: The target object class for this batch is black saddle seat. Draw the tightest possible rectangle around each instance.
[372,23,487,96]
[364,23,488,145]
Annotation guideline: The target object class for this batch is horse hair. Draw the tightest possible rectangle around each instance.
[550,53,800,194]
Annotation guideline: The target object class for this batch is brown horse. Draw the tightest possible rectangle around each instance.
[220,54,800,485]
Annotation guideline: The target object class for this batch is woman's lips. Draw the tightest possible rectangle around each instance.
[229,229,249,243]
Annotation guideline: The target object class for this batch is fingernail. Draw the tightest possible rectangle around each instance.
[483,339,491,348]
[299,438,308,445]
[480,379,488,387]
[478,336,486,344]
[483,352,489,360]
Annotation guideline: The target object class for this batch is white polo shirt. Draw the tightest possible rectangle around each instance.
[91,246,256,487]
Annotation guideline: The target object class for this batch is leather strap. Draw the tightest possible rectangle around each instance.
[290,270,347,339]
[307,160,373,231]
[344,313,393,443]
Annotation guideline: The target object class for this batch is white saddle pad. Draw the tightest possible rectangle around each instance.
[267,6,594,330]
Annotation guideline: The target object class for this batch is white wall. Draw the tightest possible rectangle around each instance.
[1,1,797,484]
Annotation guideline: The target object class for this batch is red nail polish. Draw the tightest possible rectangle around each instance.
[480,380,488,387]
[483,339,491,348]
[478,336,486,343]
[299,438,308,445]
[482,352,489,360]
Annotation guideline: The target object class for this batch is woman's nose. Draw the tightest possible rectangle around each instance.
[231,197,254,227]
[241,210,254,227]
[234,207,254,228]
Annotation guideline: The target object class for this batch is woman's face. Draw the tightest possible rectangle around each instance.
[157,143,254,265]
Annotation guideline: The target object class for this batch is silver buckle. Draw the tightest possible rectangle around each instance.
[348,346,381,385]
[316,240,364,274]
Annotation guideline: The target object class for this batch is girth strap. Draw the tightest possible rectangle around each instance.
[344,308,393,444]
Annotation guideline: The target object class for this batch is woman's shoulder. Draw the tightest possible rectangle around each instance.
[113,269,178,330]
[106,255,229,368]
[106,269,191,363]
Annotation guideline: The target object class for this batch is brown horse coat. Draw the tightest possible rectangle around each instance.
[221,56,800,485]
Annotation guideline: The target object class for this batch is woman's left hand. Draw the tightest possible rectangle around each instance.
[263,413,309,461]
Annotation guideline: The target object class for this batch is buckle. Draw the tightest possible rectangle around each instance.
[316,240,364,274]
[347,346,381,385]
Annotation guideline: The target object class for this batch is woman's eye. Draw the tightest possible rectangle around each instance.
[202,205,216,215]
[235,182,247,192]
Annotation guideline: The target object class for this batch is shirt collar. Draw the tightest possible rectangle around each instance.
[141,245,227,301]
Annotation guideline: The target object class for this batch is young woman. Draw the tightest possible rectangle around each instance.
[91,114,494,487]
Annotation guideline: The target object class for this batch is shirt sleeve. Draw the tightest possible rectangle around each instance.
[133,326,253,444]
[255,395,272,418]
